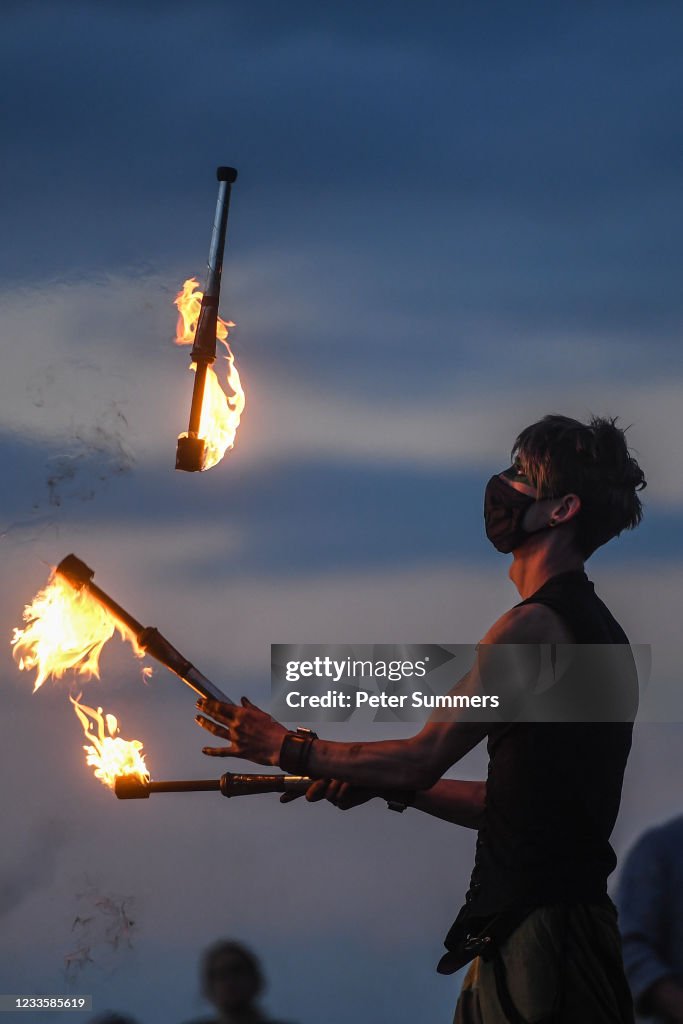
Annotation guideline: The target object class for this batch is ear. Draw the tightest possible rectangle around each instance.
[550,493,581,526]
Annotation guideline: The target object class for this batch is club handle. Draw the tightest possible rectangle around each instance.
[204,170,237,300]
[114,773,313,801]
[220,773,312,797]
[190,169,238,365]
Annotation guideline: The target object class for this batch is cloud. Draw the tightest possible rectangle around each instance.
[1,2,683,367]
[2,272,682,493]
[5,524,683,686]
[0,264,680,585]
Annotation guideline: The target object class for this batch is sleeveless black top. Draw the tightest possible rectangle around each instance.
[445,570,638,951]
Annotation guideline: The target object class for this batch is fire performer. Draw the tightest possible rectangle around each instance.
[195,414,646,1024]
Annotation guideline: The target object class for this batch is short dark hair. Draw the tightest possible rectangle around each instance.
[200,939,264,998]
[512,414,646,557]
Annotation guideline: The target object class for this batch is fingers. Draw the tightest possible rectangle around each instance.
[324,780,344,804]
[196,698,236,725]
[336,783,357,810]
[197,695,263,715]
[196,696,268,727]
[194,714,231,740]
[196,708,240,757]
[304,779,330,802]
[280,779,364,811]
[304,779,347,805]
[284,779,343,805]
[328,781,358,809]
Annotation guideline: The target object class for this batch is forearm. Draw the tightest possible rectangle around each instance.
[408,779,487,829]
[304,736,439,790]
[299,717,488,790]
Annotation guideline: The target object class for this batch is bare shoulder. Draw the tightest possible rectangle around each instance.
[481,603,573,644]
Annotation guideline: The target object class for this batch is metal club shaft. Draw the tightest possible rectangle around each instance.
[203,167,237,304]
[56,554,232,704]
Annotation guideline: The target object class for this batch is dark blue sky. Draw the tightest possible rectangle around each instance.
[3,4,683,374]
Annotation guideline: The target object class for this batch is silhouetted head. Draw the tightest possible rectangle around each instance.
[201,939,265,1015]
[485,414,646,559]
[88,1014,140,1024]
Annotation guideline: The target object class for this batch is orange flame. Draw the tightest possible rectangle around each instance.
[174,277,245,470]
[12,571,144,692]
[70,695,149,788]
[13,574,118,692]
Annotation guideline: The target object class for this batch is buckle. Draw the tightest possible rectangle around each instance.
[464,933,493,955]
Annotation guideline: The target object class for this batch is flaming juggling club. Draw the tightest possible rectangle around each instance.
[176,166,238,473]
[115,771,313,800]
[56,554,232,704]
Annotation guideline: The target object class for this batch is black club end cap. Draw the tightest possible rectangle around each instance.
[114,775,150,799]
[175,435,206,473]
[217,166,238,183]
[56,553,94,587]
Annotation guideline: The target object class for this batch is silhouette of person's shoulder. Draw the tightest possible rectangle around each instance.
[181,1018,296,1024]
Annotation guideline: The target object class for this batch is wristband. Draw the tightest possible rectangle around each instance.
[384,790,416,813]
[279,727,318,774]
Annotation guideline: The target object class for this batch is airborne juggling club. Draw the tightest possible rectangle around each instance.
[176,166,238,473]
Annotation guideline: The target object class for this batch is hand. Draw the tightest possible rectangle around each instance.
[280,778,377,809]
[195,696,288,767]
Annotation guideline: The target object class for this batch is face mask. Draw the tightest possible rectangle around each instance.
[484,471,538,553]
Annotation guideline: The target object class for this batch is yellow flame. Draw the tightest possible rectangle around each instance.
[12,571,144,692]
[12,574,118,692]
[174,277,245,470]
[70,695,149,789]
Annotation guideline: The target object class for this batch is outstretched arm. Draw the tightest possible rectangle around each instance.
[303,716,487,790]
[195,603,565,789]
[196,678,489,790]
[296,777,486,829]
[412,778,486,827]
[194,688,489,790]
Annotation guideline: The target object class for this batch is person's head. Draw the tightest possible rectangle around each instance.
[201,939,264,1016]
[485,414,646,560]
[88,1015,140,1024]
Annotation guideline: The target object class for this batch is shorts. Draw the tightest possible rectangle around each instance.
[453,901,634,1024]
